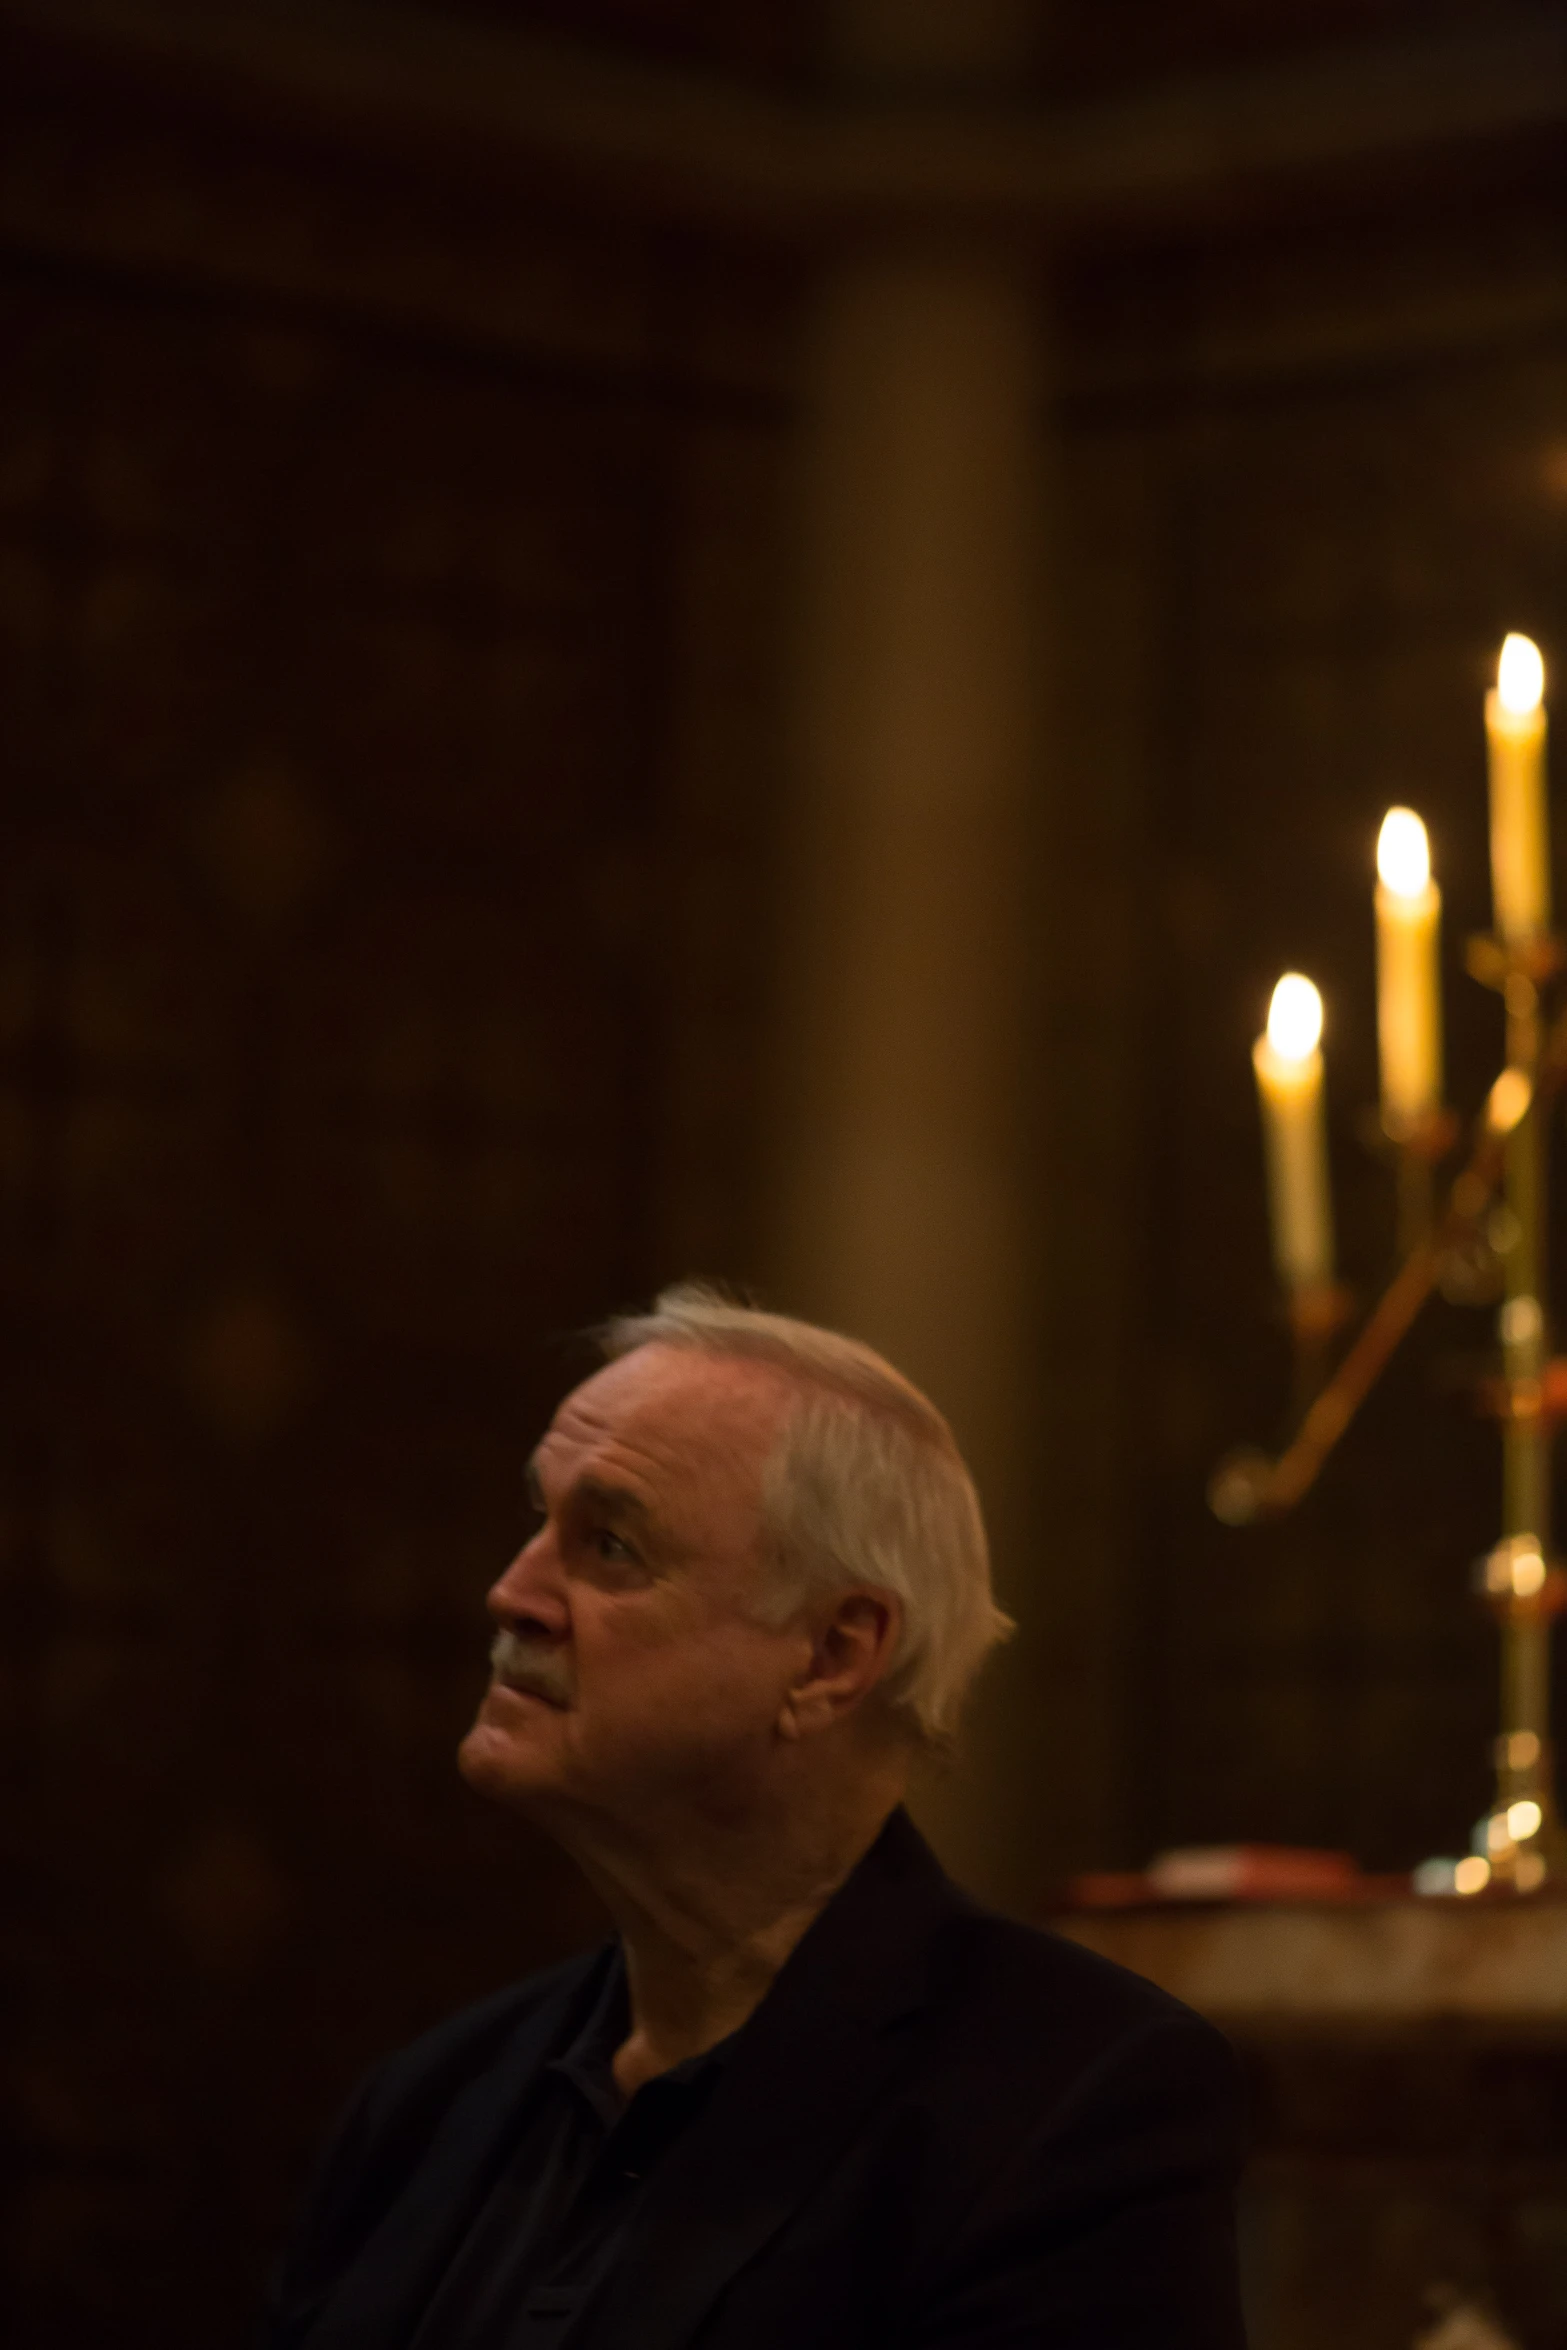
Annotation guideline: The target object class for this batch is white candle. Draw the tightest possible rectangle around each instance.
[1253,974,1334,1291]
[1487,632,1549,942]
[1375,808,1443,1128]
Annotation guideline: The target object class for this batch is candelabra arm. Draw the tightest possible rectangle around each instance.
[1265,1227,1452,1514]
[1212,993,1567,1524]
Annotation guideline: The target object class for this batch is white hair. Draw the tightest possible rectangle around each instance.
[597,1283,1013,1746]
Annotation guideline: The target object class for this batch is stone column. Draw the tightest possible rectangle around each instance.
[767,3,1048,1908]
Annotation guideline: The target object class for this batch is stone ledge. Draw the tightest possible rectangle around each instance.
[1053,1900,1567,2025]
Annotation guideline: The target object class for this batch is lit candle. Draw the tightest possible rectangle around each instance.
[1253,974,1334,1291]
[1374,808,1443,1129]
[1487,632,1549,942]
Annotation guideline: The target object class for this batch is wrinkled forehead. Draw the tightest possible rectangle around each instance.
[543,1343,794,1522]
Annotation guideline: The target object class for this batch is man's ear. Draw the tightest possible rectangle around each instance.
[777,1590,902,1740]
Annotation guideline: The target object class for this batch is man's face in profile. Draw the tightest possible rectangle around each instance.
[459,1345,810,1830]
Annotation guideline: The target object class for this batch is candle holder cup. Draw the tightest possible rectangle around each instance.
[1464,933,1566,995]
[1360,1104,1462,1256]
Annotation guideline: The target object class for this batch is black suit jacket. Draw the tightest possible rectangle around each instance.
[264,1811,1248,2348]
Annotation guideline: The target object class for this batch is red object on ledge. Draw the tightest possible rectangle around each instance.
[1062,1845,1410,1908]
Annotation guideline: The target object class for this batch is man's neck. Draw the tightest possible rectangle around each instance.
[563,1776,906,2101]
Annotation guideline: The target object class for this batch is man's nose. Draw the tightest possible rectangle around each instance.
[486,1531,569,1638]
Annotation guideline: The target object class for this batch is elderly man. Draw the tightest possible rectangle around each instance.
[263,1286,1247,2349]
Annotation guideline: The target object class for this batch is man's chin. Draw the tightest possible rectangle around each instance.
[457,1715,561,1808]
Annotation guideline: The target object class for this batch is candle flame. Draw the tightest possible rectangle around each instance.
[1376,807,1430,898]
[1497,632,1545,716]
[1266,973,1323,1062]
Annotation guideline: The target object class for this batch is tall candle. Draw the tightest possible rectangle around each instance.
[1487,632,1549,942]
[1374,807,1443,1128]
[1253,974,1334,1290]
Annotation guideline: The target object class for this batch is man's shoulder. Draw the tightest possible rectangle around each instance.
[827,1814,1237,2124]
[917,1888,1239,2117]
[825,1809,1229,2080]
[860,1887,1246,2260]
[944,1898,1206,2031]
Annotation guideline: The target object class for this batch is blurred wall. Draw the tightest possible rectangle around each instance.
[2,4,1565,2346]
[0,31,797,2346]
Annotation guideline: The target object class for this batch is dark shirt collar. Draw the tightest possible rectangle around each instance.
[544,1949,630,2133]
[545,1945,744,2137]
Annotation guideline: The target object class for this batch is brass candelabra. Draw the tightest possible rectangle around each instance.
[1211,933,1567,1893]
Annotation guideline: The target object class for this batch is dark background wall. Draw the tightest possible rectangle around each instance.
[1,49,796,2337]
[2,4,1564,2345]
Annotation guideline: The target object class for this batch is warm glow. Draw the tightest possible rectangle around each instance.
[1508,1798,1544,1842]
[1486,1068,1533,1135]
[1453,1855,1490,1895]
[1266,974,1323,1062]
[1499,1296,1543,1348]
[1498,632,1545,716]
[1512,1546,1547,1599]
[1376,808,1431,898]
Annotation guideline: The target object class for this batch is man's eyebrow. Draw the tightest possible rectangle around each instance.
[525,1455,659,1531]
[572,1476,658,1531]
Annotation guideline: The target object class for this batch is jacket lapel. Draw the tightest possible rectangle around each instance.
[300,1951,610,2350]
[573,1808,959,2350]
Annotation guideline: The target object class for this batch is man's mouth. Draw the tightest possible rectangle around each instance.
[497,1675,569,1709]
[489,1631,573,1709]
